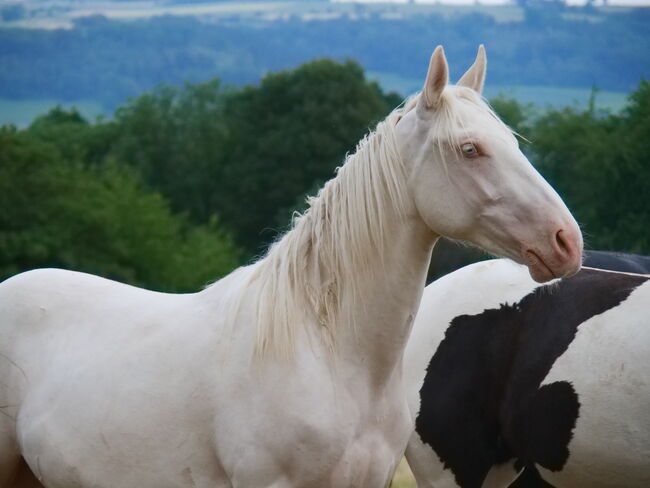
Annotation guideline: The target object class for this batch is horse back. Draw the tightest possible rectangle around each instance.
[0,268,212,409]
[407,260,650,488]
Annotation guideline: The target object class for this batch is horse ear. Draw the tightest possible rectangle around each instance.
[417,46,449,117]
[458,45,487,94]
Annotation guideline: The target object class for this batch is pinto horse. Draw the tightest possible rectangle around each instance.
[0,46,582,488]
[404,256,650,488]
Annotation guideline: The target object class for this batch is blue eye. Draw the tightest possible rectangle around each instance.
[461,143,479,158]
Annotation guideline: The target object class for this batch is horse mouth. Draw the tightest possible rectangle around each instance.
[525,250,557,283]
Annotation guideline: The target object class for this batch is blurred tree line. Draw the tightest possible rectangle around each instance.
[1,7,649,109]
[1,59,649,290]
[0,60,398,289]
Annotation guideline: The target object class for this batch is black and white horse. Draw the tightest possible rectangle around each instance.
[404,252,650,488]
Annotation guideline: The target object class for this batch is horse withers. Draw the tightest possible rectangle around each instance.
[0,46,581,488]
[404,254,650,488]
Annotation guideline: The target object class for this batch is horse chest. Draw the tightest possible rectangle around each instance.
[217,365,412,487]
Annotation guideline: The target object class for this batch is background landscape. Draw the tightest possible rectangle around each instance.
[2,0,649,288]
[2,0,649,123]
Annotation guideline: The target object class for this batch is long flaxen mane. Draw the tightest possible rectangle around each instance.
[242,88,511,359]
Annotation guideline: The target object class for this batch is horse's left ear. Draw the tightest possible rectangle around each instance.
[458,45,487,94]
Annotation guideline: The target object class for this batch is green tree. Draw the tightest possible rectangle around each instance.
[26,106,117,166]
[107,61,400,255]
[0,125,240,291]
[489,95,534,137]
[110,80,229,223]
[218,59,401,253]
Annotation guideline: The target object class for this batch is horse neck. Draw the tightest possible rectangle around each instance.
[250,117,437,384]
[335,213,436,386]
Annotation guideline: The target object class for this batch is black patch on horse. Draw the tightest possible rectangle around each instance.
[414,268,648,488]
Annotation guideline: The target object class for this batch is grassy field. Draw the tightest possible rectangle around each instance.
[368,71,630,113]
[68,1,298,21]
[484,84,629,113]
[1,0,525,29]
[7,0,637,30]
[392,457,417,488]
[2,0,637,30]
[0,81,629,128]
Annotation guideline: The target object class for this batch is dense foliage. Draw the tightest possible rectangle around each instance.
[219,60,400,251]
[1,6,649,109]
[108,60,400,253]
[0,109,240,291]
[1,59,649,290]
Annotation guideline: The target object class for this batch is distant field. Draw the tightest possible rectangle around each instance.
[1,0,640,30]
[0,81,629,127]
[7,0,640,29]
[0,0,525,29]
[68,1,297,21]
[0,99,105,127]
[368,71,630,113]
[485,85,629,112]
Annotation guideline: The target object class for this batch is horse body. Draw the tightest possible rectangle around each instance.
[404,258,650,488]
[0,46,583,488]
[0,264,417,488]
[538,274,650,488]
[0,268,232,487]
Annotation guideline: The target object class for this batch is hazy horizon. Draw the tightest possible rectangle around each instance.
[332,0,650,6]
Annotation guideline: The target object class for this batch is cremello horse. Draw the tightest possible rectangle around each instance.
[0,46,582,488]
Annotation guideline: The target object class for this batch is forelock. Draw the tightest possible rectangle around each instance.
[433,86,515,150]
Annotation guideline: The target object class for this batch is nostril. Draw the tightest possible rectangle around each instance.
[555,229,570,256]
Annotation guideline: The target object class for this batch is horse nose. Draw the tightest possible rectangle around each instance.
[523,221,583,283]
[552,225,583,277]
[555,230,570,257]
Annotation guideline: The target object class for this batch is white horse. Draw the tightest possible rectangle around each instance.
[404,259,650,488]
[0,46,582,488]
